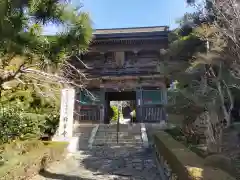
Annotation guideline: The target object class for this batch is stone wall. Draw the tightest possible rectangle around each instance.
[154,146,178,180]
[153,131,235,180]
[222,124,240,178]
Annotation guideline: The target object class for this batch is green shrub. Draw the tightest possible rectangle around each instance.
[111,106,118,121]
[0,89,61,142]
[42,111,60,137]
[0,101,61,143]
[131,109,136,118]
[111,106,123,121]
[0,140,68,180]
[0,107,44,144]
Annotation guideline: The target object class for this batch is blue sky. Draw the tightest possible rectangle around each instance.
[43,0,195,34]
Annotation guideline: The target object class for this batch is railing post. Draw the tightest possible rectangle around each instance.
[140,88,143,123]
[117,104,120,144]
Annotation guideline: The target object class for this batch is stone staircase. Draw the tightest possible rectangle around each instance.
[34,123,162,180]
[92,124,143,146]
[71,123,167,150]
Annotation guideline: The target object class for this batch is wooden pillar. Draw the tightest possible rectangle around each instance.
[99,88,105,124]
[136,87,143,123]
[133,49,139,62]
[157,49,165,73]
[163,86,168,122]
[100,52,106,63]
[140,88,143,123]
[115,51,125,67]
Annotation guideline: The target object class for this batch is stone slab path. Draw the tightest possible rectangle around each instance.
[31,145,161,180]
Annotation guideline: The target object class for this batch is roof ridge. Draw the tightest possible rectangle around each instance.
[94,26,169,31]
[93,26,169,35]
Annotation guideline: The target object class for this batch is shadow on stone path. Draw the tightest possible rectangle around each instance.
[32,144,161,180]
[79,145,161,180]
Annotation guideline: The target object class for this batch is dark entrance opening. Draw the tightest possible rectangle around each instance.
[104,91,136,124]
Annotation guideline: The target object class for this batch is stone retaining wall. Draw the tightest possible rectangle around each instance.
[153,131,236,180]
[154,147,177,180]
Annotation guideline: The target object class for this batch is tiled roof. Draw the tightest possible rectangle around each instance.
[93,26,169,35]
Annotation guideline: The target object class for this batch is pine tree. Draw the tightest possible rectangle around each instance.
[0,0,93,95]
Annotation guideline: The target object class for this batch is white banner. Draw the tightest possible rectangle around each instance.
[59,88,75,138]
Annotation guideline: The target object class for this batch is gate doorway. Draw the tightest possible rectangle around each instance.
[104,91,136,124]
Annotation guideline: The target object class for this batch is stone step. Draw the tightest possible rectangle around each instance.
[97,139,142,141]
[91,124,143,147]
[93,140,142,143]
[94,137,142,139]
[97,124,140,130]
[95,136,141,139]
[93,138,142,142]
[93,143,142,145]
[96,134,141,137]
[94,133,142,137]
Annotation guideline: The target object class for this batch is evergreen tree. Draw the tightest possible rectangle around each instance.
[0,0,92,95]
[0,0,93,141]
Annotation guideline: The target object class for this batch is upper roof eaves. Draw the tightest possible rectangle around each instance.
[93,26,169,35]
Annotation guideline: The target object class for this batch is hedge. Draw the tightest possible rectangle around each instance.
[0,140,68,180]
[153,131,236,180]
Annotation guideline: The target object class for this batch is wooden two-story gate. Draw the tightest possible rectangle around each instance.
[71,26,169,124]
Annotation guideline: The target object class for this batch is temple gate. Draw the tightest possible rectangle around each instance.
[70,26,169,124]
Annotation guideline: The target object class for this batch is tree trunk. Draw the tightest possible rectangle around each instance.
[203,109,224,153]
[216,81,232,127]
